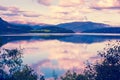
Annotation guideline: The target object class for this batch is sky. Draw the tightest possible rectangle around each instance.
[0,0,120,26]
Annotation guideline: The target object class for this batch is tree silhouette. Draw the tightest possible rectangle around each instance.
[85,42,120,80]
[40,75,45,80]
[61,70,87,80]
[0,69,8,80]
[0,48,23,80]
[11,65,37,80]
[0,48,38,80]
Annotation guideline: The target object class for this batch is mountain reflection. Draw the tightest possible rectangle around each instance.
[1,34,120,47]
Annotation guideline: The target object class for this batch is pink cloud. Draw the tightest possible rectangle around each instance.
[0,5,22,13]
[59,0,84,7]
[0,5,25,19]
[92,0,120,10]
[8,6,22,13]
[37,0,85,7]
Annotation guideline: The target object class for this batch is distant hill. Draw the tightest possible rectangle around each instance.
[1,17,119,34]
[83,27,120,33]
[30,26,74,33]
[0,17,74,34]
[0,17,32,34]
[57,22,109,32]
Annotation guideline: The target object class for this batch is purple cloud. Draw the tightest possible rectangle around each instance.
[0,5,23,13]
[2,13,19,16]
[23,13,40,17]
[57,12,70,15]
[0,5,41,18]
[8,7,22,13]
[0,5,43,18]
[0,5,23,17]
[92,6,120,10]
[37,0,53,6]
[0,5,7,11]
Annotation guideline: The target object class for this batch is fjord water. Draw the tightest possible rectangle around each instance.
[0,33,120,78]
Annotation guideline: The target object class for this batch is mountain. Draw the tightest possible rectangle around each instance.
[0,17,32,34]
[82,27,120,33]
[1,17,118,34]
[0,17,74,34]
[57,21,109,32]
[30,26,74,33]
[30,24,54,30]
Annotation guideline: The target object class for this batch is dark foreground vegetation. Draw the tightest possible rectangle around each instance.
[0,41,120,80]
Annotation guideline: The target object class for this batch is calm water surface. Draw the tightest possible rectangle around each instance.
[0,33,120,78]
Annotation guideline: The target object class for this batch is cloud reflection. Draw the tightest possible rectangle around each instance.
[2,40,110,76]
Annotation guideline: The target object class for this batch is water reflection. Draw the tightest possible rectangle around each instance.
[1,33,120,47]
[0,34,120,78]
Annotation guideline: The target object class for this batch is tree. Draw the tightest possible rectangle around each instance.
[11,65,37,80]
[61,70,88,80]
[0,49,23,74]
[85,42,120,80]
[0,48,38,80]
[40,75,45,80]
[0,48,23,80]
[0,69,8,80]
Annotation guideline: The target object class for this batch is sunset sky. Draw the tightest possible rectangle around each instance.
[0,0,120,26]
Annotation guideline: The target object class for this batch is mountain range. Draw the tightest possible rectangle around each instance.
[0,17,120,34]
[0,18,74,34]
[83,27,120,33]
[0,17,32,34]
[57,21,109,32]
